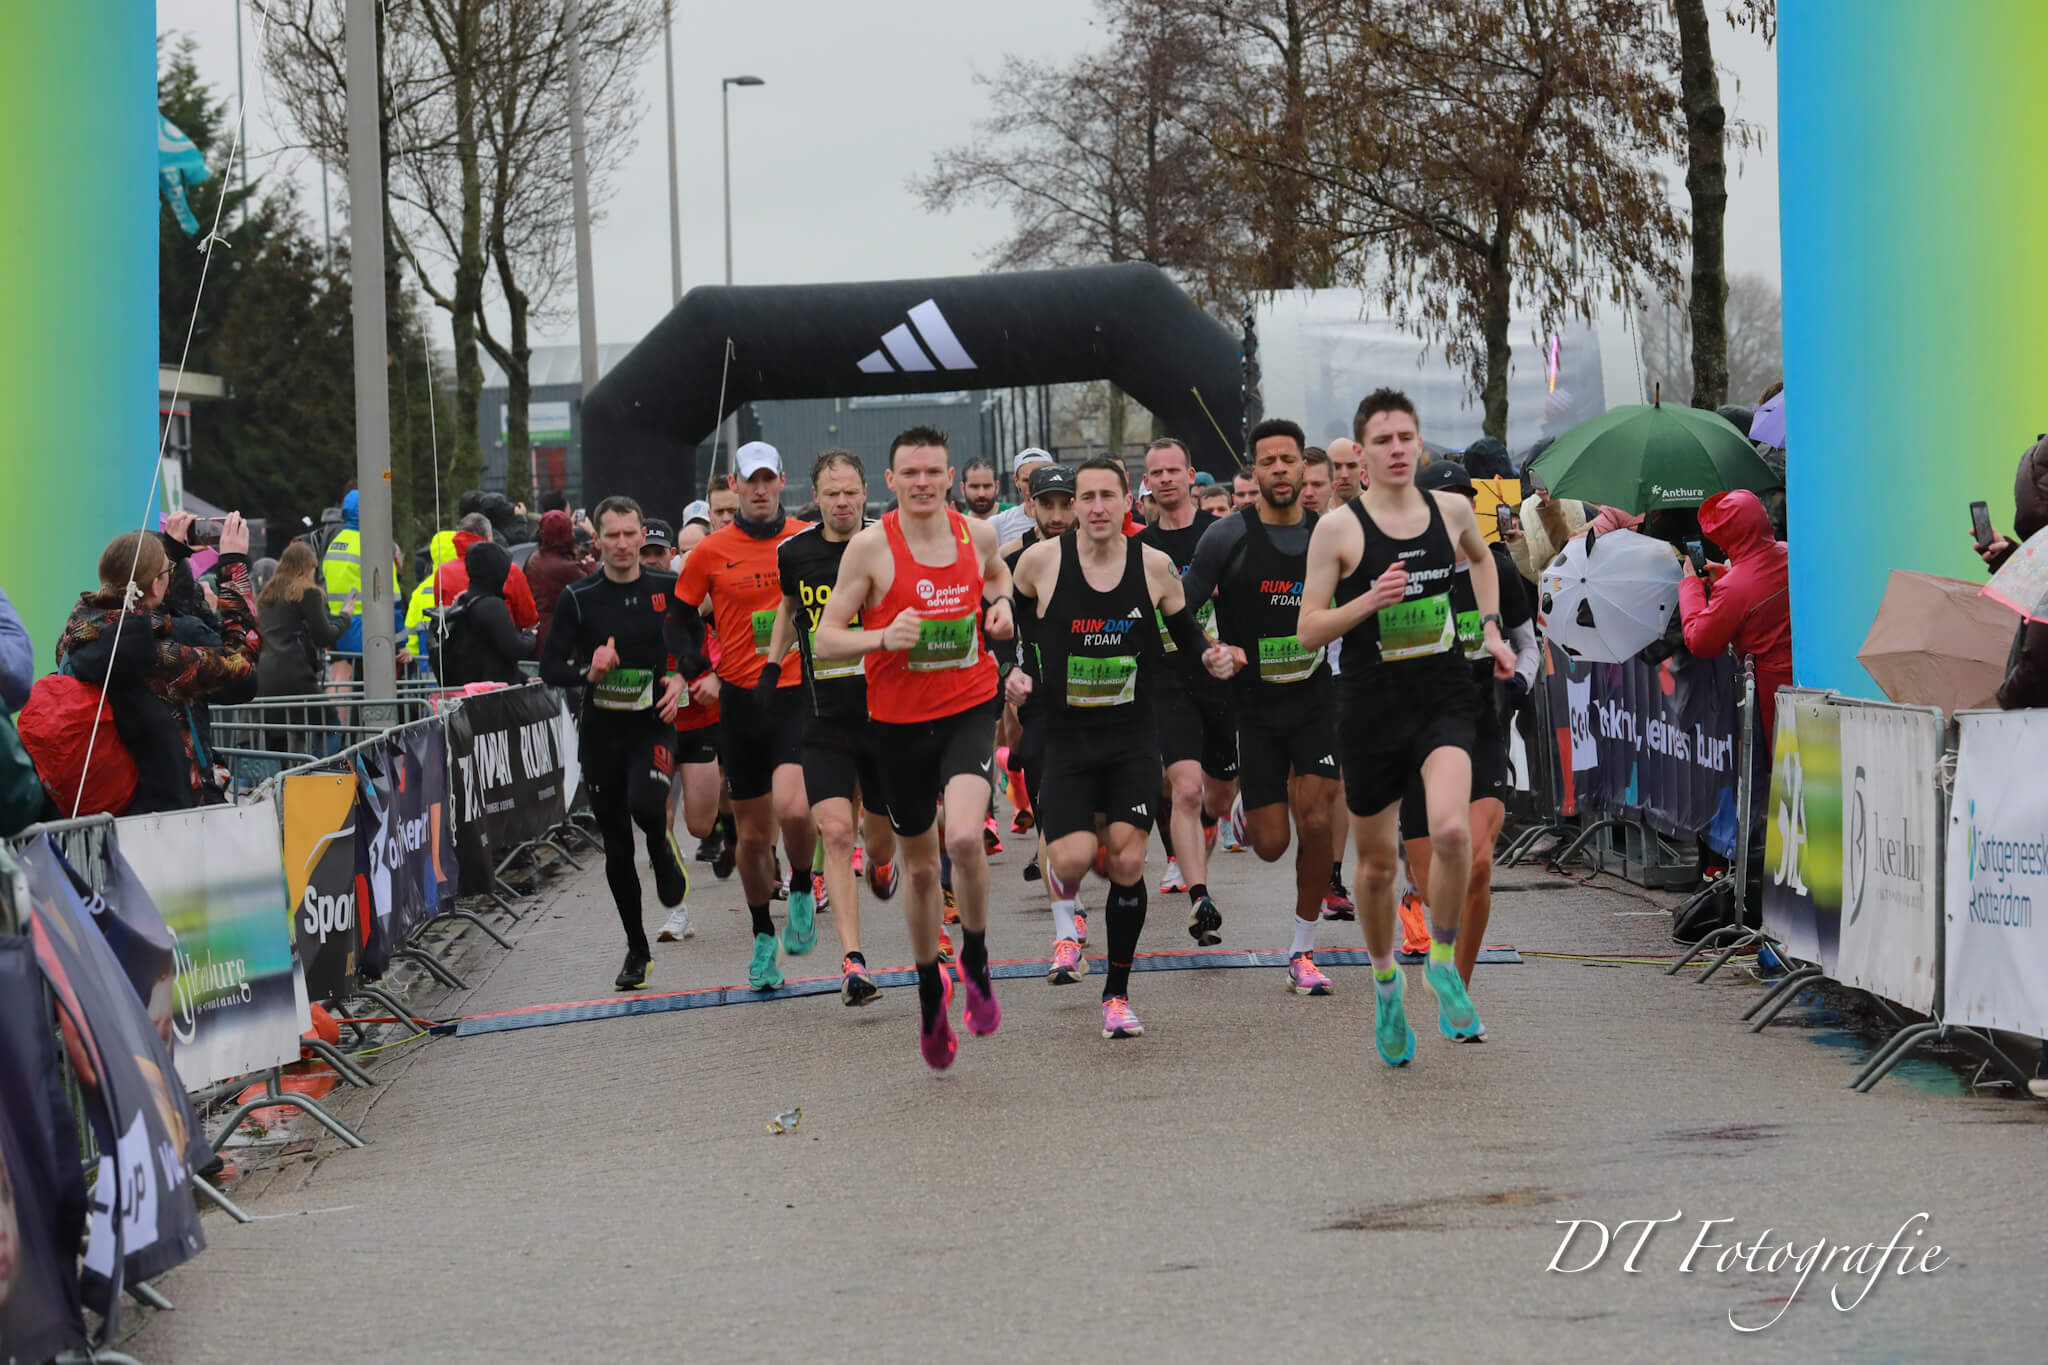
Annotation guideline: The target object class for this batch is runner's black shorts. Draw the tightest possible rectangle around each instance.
[717,682,804,801]
[1014,708,1046,811]
[801,714,885,809]
[1399,670,1507,838]
[672,723,719,768]
[1236,692,1340,812]
[1154,684,1239,780]
[1037,722,1159,841]
[873,696,1002,838]
[582,710,673,829]
[1341,657,1480,818]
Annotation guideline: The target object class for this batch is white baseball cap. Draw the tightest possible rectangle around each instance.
[1014,447,1054,471]
[735,441,783,479]
[681,499,711,527]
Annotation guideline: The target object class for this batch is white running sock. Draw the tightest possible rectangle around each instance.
[1290,915,1317,956]
[1051,899,1079,943]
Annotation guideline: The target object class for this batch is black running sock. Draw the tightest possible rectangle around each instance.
[844,949,866,968]
[960,927,989,985]
[748,902,775,938]
[940,846,953,892]
[1187,882,1209,906]
[916,960,946,1025]
[1201,808,1218,830]
[1330,860,1346,890]
[717,812,737,842]
[1157,817,1176,859]
[1104,878,1147,1000]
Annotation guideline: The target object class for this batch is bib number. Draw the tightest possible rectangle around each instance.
[908,612,979,672]
[751,608,777,657]
[592,667,654,712]
[810,620,864,681]
[1377,596,1454,662]
[1158,599,1215,653]
[1256,634,1324,685]
[1065,654,1137,708]
[1455,608,1488,661]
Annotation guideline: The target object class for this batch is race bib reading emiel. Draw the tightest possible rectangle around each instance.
[592,666,654,712]
[1157,599,1215,653]
[751,608,777,656]
[1256,634,1324,685]
[908,612,979,672]
[810,619,864,681]
[1065,654,1137,707]
[1377,596,1455,662]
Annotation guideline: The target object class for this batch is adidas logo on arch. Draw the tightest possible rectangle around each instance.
[856,299,978,375]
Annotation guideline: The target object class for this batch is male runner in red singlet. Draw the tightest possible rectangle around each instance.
[817,426,1016,1071]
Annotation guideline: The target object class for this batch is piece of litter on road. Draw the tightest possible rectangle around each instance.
[767,1108,801,1135]
[248,1206,356,1220]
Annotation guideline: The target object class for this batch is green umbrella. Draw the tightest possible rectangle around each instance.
[1529,399,1781,514]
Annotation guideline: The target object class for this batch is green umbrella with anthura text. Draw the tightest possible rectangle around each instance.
[1529,396,1781,514]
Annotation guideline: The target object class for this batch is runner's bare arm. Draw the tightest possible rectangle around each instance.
[815,526,894,657]
[975,519,1014,640]
[1445,492,1517,679]
[1144,545,1188,617]
[1298,512,1382,648]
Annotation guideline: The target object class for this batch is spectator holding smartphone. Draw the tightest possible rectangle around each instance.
[1975,435,2048,711]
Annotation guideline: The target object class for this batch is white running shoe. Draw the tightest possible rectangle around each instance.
[1159,857,1187,894]
[657,908,694,942]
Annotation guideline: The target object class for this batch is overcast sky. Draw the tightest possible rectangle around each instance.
[158,1,1782,351]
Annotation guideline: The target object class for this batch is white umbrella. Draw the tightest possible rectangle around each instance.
[1537,528,1682,663]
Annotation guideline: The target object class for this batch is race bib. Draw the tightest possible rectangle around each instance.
[908,612,979,672]
[1157,599,1215,653]
[751,608,777,656]
[1257,634,1324,685]
[1455,608,1487,661]
[1377,596,1455,662]
[1066,654,1138,708]
[810,619,864,681]
[592,666,654,712]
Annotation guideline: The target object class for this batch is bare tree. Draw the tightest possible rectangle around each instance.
[1639,271,1780,410]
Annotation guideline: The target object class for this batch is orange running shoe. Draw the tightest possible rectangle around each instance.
[943,887,960,924]
[1397,891,1432,960]
[937,926,955,963]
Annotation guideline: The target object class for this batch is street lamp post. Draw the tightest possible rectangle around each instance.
[719,75,764,477]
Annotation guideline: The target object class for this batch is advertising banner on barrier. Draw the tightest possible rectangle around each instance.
[1835,705,1941,1014]
[404,722,460,914]
[445,684,568,893]
[17,835,209,1316]
[1945,711,2048,1035]
[0,936,90,1361]
[1542,645,1741,854]
[283,772,364,1002]
[115,798,313,1090]
[361,736,436,952]
[1763,691,1844,974]
[558,691,581,809]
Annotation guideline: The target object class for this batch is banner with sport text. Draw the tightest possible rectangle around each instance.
[1833,702,1941,1015]
[1762,690,1844,975]
[113,798,312,1090]
[445,684,568,894]
[1945,709,2048,1036]
[283,772,364,1003]
[1541,643,1742,856]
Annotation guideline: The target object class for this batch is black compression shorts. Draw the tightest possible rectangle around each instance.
[717,683,804,802]
[672,724,719,768]
[1341,660,1481,819]
[1037,725,1159,841]
[801,715,885,810]
[872,697,1001,838]
[1236,704,1340,812]
[1399,677,1506,838]
[1155,685,1238,780]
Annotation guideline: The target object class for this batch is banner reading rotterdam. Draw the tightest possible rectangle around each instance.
[1834,704,1941,1015]
[445,684,568,894]
[1945,710,2048,1035]
[1763,691,1844,975]
[116,798,313,1090]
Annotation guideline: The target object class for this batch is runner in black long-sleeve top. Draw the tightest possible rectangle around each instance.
[540,495,706,990]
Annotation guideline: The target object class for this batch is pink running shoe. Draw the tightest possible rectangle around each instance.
[920,1009,958,1069]
[960,966,1002,1037]
[1047,938,1086,984]
[1101,996,1144,1039]
[1073,907,1089,947]
[1286,950,1335,996]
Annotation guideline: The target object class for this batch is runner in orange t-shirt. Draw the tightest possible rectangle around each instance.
[674,442,816,990]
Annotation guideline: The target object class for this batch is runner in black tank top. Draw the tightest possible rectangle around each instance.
[1180,420,1345,997]
[1000,464,1077,897]
[1008,457,1234,1040]
[1300,391,1517,1067]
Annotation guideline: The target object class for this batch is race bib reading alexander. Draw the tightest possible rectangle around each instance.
[1066,654,1138,707]
[592,666,654,712]
[1377,596,1455,662]
[908,612,979,672]
[1257,634,1324,684]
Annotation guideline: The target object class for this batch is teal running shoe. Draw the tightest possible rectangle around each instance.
[1372,971,1415,1067]
[1422,956,1482,1040]
[782,888,817,956]
[748,932,785,991]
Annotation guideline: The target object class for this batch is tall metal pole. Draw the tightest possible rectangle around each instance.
[234,0,248,227]
[567,0,600,399]
[664,3,682,305]
[344,0,395,705]
[719,82,737,470]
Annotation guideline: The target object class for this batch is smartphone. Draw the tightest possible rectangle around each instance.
[1971,500,1995,550]
[189,517,225,548]
[1496,504,1514,538]
[1685,539,1708,576]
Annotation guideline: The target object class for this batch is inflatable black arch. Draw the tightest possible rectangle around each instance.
[582,261,1244,518]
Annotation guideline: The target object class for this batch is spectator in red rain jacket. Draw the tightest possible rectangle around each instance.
[431,513,538,628]
[1679,488,1793,747]
[525,508,593,651]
